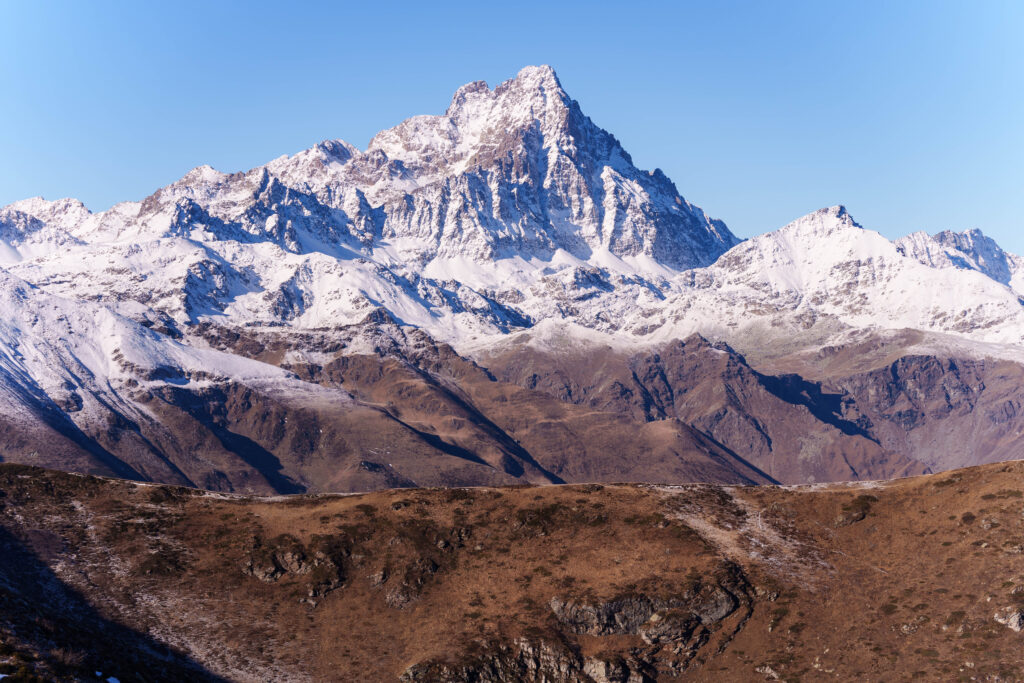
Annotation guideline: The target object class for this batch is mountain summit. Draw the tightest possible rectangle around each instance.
[266,64,741,268]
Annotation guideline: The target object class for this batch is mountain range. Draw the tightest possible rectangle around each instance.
[2,65,1024,494]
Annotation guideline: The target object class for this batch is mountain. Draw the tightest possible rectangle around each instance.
[3,66,1024,491]
[637,206,1024,356]
[3,461,1024,681]
[0,66,738,342]
[897,227,1024,292]
[0,269,512,493]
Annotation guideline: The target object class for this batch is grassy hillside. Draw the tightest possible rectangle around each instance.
[1,462,1023,681]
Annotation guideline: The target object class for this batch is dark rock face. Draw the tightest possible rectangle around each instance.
[839,356,983,430]
[400,639,601,683]
[832,355,1024,472]
[550,594,667,635]
[549,565,748,644]
[242,533,350,597]
[400,638,664,683]
[405,565,754,682]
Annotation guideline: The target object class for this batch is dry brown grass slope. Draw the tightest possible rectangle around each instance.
[1,462,1024,681]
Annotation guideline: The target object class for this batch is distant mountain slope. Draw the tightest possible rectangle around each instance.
[0,270,776,491]
[481,333,926,483]
[640,206,1024,353]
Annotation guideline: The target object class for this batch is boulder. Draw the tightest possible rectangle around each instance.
[994,607,1024,632]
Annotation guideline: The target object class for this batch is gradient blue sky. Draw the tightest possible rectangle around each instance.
[1,1,1022,249]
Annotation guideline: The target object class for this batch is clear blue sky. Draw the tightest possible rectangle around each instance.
[2,1,1022,250]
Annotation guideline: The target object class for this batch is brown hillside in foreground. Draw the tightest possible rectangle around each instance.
[2,462,1024,681]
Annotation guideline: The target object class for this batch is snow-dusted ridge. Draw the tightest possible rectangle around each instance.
[649,206,1024,343]
[0,268,351,430]
[896,227,1024,293]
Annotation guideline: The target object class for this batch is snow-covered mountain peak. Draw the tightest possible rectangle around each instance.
[445,64,569,119]
[781,205,862,236]
[895,227,1023,292]
[504,64,563,90]
[0,65,742,282]
[709,205,888,294]
[252,65,737,268]
[366,64,592,179]
[3,196,92,225]
[488,64,573,126]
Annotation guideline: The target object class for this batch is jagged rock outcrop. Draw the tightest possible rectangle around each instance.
[402,565,754,681]
[243,533,349,597]
[399,639,596,683]
[401,638,669,683]
[995,607,1024,632]
[548,581,742,639]
[549,563,752,660]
